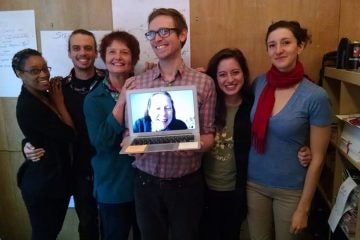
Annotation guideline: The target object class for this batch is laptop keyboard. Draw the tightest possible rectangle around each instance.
[131,134,195,145]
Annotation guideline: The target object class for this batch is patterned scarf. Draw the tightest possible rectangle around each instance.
[103,76,120,101]
[252,61,304,154]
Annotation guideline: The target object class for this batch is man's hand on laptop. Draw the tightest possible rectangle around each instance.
[120,129,144,158]
[129,153,144,158]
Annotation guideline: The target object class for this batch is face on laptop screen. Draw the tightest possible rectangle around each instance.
[128,89,196,133]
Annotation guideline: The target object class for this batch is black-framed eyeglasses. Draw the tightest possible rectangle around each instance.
[145,28,178,41]
[21,66,51,76]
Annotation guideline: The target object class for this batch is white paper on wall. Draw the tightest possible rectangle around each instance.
[40,30,111,77]
[0,10,37,97]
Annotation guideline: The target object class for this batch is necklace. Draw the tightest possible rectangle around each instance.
[69,80,98,95]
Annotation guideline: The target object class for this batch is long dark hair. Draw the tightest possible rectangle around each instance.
[206,48,251,129]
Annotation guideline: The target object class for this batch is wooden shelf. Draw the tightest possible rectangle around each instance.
[322,67,360,240]
[338,147,360,171]
[325,67,360,87]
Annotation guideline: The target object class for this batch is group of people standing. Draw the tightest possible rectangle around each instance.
[12,7,331,240]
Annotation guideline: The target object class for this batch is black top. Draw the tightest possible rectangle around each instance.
[233,93,254,219]
[62,68,105,177]
[16,86,75,202]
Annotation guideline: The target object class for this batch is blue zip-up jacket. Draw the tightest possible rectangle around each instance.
[84,80,135,203]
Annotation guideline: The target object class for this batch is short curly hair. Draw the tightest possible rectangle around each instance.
[99,31,140,66]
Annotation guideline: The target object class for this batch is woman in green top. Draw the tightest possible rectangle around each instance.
[202,48,253,240]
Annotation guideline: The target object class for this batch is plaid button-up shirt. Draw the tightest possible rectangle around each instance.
[131,61,216,178]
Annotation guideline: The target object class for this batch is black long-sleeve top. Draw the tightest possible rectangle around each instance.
[16,86,75,202]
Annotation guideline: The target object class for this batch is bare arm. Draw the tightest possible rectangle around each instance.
[290,125,331,234]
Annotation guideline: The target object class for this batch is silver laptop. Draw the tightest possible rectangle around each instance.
[120,85,200,154]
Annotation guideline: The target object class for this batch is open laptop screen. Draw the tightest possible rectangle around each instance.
[127,85,199,135]
[121,85,200,154]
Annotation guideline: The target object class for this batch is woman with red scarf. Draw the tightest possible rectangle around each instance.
[247,21,332,240]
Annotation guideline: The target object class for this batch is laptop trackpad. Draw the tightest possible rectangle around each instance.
[147,143,178,152]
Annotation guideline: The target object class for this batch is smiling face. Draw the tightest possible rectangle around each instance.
[216,57,244,98]
[266,28,304,72]
[148,15,187,61]
[18,55,50,93]
[105,40,133,76]
[68,33,97,72]
[148,93,174,130]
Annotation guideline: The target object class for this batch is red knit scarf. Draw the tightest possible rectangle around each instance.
[252,61,304,154]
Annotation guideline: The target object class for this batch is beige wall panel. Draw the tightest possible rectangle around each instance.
[339,0,360,42]
[0,151,30,239]
[0,150,79,240]
[2,98,24,152]
[58,209,80,240]
[0,0,113,50]
[190,0,340,82]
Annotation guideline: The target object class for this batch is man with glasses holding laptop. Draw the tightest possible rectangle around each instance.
[123,8,216,240]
